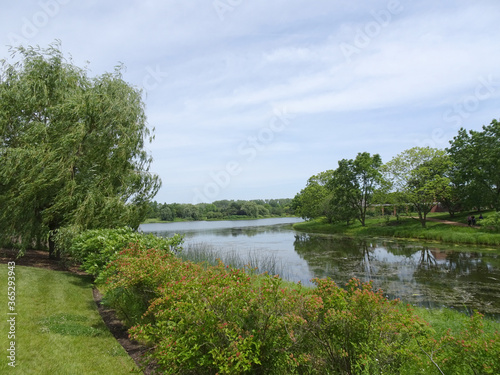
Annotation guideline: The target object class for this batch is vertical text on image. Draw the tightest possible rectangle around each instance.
[6,261,16,368]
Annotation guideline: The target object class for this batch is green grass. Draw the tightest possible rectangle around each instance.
[294,212,500,246]
[0,264,141,374]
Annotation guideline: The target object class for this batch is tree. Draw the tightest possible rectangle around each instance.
[146,201,161,219]
[327,152,384,226]
[447,119,500,211]
[292,171,334,221]
[0,43,161,258]
[240,201,259,218]
[159,205,174,221]
[384,147,451,227]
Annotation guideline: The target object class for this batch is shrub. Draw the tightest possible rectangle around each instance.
[98,245,184,326]
[303,278,428,374]
[482,211,500,232]
[100,247,428,374]
[417,311,500,374]
[97,245,500,374]
[68,227,183,277]
[106,246,310,373]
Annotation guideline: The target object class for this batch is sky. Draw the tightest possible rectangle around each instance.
[1,1,499,204]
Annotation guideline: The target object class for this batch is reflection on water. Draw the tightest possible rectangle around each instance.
[140,218,500,316]
[294,233,500,316]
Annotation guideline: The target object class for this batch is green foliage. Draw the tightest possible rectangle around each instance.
[94,244,499,374]
[103,246,308,373]
[68,227,183,277]
[294,121,500,230]
[447,119,500,210]
[0,42,160,257]
[384,147,451,227]
[292,171,334,221]
[411,311,500,375]
[304,278,428,374]
[147,198,294,222]
[444,312,500,374]
[327,152,384,226]
[482,211,500,232]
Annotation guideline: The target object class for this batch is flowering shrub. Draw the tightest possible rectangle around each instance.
[105,246,309,373]
[415,311,500,374]
[97,245,500,374]
[304,278,429,374]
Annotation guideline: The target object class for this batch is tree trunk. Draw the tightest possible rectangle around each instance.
[48,222,60,260]
[417,208,427,228]
[48,236,59,260]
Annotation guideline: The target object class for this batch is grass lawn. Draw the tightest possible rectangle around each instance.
[0,264,141,374]
[294,211,500,247]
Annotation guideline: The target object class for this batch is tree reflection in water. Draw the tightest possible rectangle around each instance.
[293,233,500,317]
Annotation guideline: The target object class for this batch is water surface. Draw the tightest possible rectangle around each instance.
[140,218,500,316]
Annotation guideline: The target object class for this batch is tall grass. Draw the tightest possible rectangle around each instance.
[178,242,292,280]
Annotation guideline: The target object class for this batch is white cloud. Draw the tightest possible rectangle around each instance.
[1,0,500,203]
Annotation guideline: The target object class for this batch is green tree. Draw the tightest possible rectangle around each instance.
[447,119,500,211]
[327,152,384,226]
[159,205,174,221]
[292,171,333,221]
[0,44,160,258]
[146,201,161,219]
[384,147,451,227]
[240,201,259,218]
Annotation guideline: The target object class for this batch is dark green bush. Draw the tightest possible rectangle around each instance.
[68,227,183,277]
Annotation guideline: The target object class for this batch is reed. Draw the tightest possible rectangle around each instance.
[178,241,292,280]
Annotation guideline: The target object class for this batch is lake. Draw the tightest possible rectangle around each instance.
[140,217,500,317]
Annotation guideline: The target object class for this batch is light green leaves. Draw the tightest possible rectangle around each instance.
[0,42,160,256]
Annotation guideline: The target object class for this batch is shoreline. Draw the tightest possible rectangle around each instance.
[292,214,500,248]
[142,214,300,224]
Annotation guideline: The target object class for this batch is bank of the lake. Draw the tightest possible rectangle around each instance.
[142,214,299,224]
[294,213,500,247]
[141,217,500,317]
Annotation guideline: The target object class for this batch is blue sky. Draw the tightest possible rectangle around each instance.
[1,0,499,204]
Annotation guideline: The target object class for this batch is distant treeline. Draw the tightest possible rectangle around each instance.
[146,199,295,221]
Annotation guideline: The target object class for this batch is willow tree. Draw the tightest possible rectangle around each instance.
[0,43,161,258]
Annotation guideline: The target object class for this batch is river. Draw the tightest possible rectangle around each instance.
[139,217,500,317]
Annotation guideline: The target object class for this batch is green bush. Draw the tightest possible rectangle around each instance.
[95,244,500,374]
[100,246,500,374]
[412,311,500,374]
[103,246,308,373]
[68,227,183,277]
[482,211,500,232]
[303,278,429,374]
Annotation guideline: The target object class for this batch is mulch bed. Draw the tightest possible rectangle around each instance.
[0,248,156,375]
